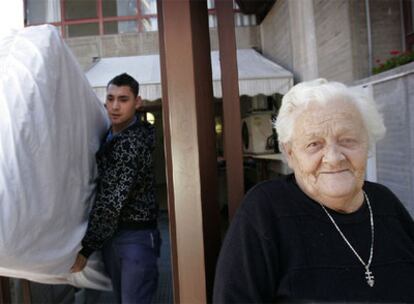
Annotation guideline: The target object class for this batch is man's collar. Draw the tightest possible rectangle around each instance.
[106,116,138,142]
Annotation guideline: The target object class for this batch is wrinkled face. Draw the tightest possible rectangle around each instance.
[106,84,141,133]
[284,99,369,205]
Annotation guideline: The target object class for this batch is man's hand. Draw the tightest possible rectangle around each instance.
[70,253,87,273]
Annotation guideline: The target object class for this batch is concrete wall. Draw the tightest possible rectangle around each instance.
[261,0,355,82]
[353,62,414,216]
[261,0,321,82]
[66,26,261,71]
[349,0,369,80]
[66,31,160,70]
[349,0,403,81]
[370,0,403,67]
[260,0,404,84]
[260,0,293,72]
[314,0,354,83]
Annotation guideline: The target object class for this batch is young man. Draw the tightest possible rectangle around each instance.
[71,73,160,304]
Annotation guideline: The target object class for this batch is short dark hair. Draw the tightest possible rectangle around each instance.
[107,73,139,97]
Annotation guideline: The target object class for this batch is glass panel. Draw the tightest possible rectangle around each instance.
[207,0,215,9]
[411,0,414,32]
[104,20,138,34]
[103,0,137,17]
[140,0,157,15]
[119,20,138,33]
[234,13,242,26]
[65,23,99,37]
[104,21,118,34]
[209,14,217,28]
[65,0,97,20]
[250,14,257,26]
[102,0,117,17]
[234,13,256,27]
[243,15,250,26]
[142,17,158,31]
[26,0,61,24]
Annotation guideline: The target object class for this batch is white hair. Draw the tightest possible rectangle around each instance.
[274,78,386,153]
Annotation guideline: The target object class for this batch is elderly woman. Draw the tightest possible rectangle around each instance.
[213,79,414,303]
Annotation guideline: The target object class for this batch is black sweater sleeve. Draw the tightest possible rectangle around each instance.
[80,137,141,257]
[213,187,279,303]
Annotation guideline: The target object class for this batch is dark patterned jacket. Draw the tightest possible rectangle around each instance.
[80,117,157,258]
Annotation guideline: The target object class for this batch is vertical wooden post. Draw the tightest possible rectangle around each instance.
[0,277,11,304]
[216,0,245,220]
[22,280,31,304]
[157,0,221,302]
[288,0,319,81]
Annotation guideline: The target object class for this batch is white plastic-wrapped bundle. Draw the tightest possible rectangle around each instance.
[0,25,111,290]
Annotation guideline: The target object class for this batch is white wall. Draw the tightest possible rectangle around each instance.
[314,0,354,83]
[370,0,403,67]
[260,0,293,73]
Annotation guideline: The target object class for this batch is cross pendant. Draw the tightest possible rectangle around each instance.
[365,268,375,287]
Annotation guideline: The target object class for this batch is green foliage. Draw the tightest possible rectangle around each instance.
[373,50,414,74]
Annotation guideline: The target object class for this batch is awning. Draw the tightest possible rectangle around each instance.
[85,49,293,101]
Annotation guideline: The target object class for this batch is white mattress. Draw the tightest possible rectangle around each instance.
[0,25,111,290]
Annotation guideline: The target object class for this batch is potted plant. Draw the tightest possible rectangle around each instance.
[373,50,414,74]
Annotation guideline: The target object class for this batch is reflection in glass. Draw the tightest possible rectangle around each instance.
[65,0,97,20]
[140,0,157,15]
[234,13,256,27]
[26,0,61,24]
[66,23,99,38]
[209,14,217,28]
[142,17,158,32]
[104,21,138,34]
[119,20,138,33]
[102,0,137,17]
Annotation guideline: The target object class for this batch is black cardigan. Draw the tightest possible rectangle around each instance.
[81,119,157,258]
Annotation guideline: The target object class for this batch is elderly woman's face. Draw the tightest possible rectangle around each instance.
[285,99,369,205]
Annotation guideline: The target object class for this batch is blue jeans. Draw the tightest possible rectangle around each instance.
[102,229,161,304]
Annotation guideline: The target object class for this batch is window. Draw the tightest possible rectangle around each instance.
[102,0,137,17]
[234,13,256,27]
[25,0,157,37]
[207,0,256,28]
[65,0,97,20]
[26,0,61,25]
[66,22,99,37]
[25,0,255,38]
[104,20,138,35]
[140,0,157,15]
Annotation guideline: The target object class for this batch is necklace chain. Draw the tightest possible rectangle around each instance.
[320,191,375,287]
